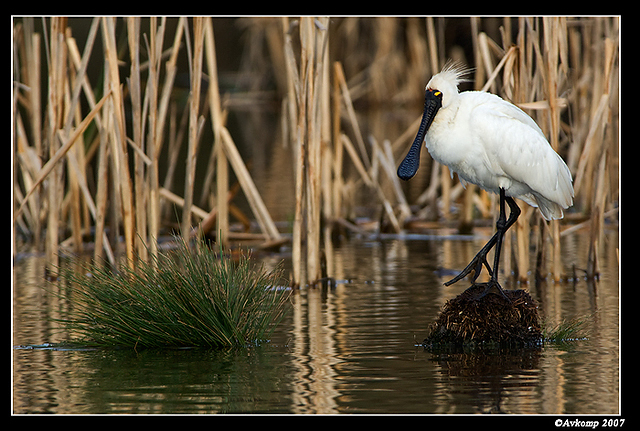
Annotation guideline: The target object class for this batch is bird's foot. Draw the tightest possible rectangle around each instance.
[466,280,512,303]
[444,252,493,287]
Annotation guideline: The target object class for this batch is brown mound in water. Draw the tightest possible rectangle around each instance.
[423,283,542,350]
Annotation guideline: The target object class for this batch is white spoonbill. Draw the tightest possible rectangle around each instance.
[398,62,574,300]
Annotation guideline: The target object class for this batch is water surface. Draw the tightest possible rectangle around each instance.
[13,231,619,414]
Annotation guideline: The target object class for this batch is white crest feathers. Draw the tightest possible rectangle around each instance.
[438,60,473,87]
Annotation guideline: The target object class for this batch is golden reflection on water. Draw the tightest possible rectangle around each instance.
[13,229,619,414]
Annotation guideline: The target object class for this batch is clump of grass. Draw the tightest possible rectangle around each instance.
[54,237,290,349]
[542,315,591,344]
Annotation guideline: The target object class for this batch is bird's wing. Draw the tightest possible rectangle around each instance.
[470,98,574,212]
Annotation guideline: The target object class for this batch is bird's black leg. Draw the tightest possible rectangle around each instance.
[444,188,521,301]
[490,189,520,285]
[475,189,520,300]
[443,233,497,286]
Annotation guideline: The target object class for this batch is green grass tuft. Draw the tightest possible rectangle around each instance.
[54,237,290,349]
[542,315,591,344]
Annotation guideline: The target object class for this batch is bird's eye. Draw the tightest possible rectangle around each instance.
[427,87,442,97]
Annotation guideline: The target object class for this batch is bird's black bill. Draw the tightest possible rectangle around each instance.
[397,89,442,181]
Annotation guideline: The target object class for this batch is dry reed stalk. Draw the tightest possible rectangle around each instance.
[586,152,607,278]
[63,21,100,254]
[14,20,42,247]
[193,184,244,239]
[332,61,344,222]
[160,87,189,221]
[572,42,618,204]
[583,33,618,278]
[44,18,67,268]
[281,17,303,286]
[155,18,185,157]
[14,117,40,237]
[542,17,563,281]
[61,43,81,254]
[144,18,165,261]
[182,17,205,242]
[127,17,148,262]
[319,20,333,277]
[405,18,429,103]
[93,123,114,265]
[93,54,113,265]
[340,133,372,188]
[342,134,400,232]
[370,137,411,225]
[102,17,136,266]
[219,127,282,241]
[282,17,330,286]
[303,16,321,284]
[203,18,228,245]
[15,90,111,221]
[302,16,321,285]
[425,18,439,77]
[24,21,43,156]
[508,35,531,283]
[63,106,85,254]
[334,60,406,231]
[159,187,209,220]
[335,57,370,171]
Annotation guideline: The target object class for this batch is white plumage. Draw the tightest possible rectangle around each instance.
[423,63,574,220]
[397,62,575,297]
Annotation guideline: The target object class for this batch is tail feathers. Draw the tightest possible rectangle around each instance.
[530,155,574,221]
[525,193,567,221]
[536,196,565,220]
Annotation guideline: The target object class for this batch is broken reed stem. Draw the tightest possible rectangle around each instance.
[219,127,281,241]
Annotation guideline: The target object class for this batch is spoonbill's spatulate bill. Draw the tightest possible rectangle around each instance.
[398,62,574,299]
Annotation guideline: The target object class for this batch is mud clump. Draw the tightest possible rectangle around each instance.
[423,284,542,350]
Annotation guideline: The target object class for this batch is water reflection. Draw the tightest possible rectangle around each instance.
[428,349,542,414]
[13,231,619,414]
[276,232,619,414]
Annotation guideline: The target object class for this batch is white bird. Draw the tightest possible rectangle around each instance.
[398,62,574,300]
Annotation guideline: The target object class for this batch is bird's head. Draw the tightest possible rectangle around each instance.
[397,61,472,181]
[425,61,472,108]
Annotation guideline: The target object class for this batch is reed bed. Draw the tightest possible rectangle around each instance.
[13,17,280,266]
[13,17,619,288]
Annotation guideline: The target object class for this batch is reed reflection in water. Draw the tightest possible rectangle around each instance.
[13,230,618,414]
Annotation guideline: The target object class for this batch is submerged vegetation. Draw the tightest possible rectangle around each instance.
[54,237,290,349]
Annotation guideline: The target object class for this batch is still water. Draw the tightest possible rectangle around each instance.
[13,230,619,414]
